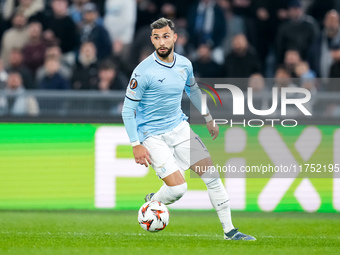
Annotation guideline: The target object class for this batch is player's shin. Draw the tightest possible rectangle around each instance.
[152,182,187,205]
[201,167,235,233]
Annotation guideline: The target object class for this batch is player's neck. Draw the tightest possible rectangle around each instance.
[156,51,174,63]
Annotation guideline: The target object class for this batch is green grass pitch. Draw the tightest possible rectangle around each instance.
[0,210,339,255]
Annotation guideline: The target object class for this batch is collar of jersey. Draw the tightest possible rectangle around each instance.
[153,52,176,68]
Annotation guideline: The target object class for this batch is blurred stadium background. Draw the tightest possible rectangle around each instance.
[0,0,340,254]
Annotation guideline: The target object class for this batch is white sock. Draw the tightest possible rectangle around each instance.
[201,170,234,233]
[152,182,187,205]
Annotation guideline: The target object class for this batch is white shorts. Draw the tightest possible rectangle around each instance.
[142,120,210,179]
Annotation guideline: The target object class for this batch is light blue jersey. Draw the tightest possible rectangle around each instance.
[122,51,195,143]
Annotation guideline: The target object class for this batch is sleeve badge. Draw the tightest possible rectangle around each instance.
[129,78,138,89]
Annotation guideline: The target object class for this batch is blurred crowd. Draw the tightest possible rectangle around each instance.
[1,0,340,115]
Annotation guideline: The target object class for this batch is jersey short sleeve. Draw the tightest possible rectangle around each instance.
[125,70,149,101]
[185,61,195,86]
[185,61,196,97]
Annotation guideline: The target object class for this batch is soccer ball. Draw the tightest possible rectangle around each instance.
[138,201,170,232]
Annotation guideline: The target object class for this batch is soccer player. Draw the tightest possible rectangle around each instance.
[122,17,255,241]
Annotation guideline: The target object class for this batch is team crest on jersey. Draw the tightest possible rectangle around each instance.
[179,69,187,81]
[130,78,138,89]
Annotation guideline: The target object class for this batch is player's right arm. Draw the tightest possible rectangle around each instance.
[121,72,152,167]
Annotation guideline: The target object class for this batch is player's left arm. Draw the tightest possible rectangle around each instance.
[185,76,219,140]
[186,83,219,139]
[184,62,219,140]
[206,119,219,140]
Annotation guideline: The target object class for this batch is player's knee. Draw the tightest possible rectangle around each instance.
[168,182,187,201]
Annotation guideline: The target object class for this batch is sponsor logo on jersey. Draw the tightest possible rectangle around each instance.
[179,69,187,81]
[127,88,136,97]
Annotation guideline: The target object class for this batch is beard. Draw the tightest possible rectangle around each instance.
[156,46,173,58]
